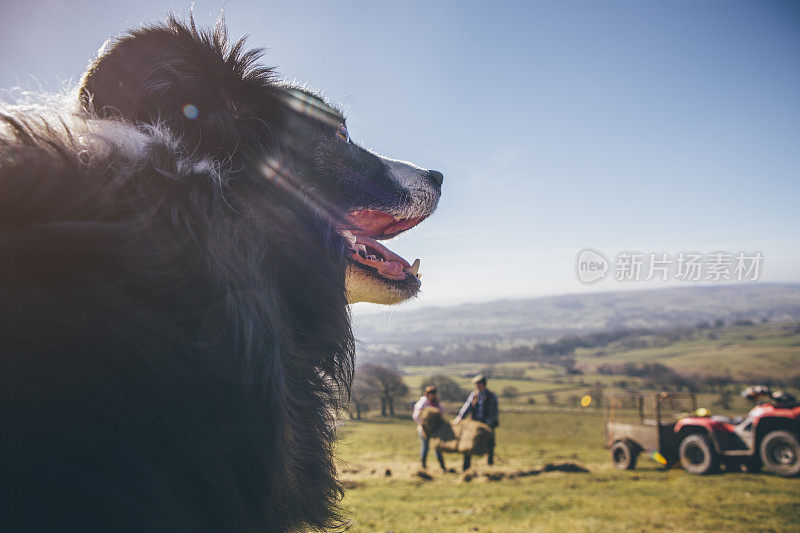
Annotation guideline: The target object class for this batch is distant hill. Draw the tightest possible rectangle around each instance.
[353,284,800,354]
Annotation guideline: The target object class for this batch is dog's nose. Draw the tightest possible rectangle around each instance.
[427,170,444,188]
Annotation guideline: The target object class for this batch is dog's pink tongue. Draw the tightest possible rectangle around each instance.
[347,210,425,238]
[355,234,410,268]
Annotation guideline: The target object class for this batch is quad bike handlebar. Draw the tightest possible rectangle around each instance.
[741,385,798,408]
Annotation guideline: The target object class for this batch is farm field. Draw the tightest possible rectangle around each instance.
[336,410,800,532]
[338,322,800,531]
[573,322,800,380]
[397,322,800,413]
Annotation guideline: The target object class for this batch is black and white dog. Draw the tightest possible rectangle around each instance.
[0,17,441,532]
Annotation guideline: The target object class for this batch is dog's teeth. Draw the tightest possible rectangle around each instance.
[341,230,357,245]
[406,258,420,276]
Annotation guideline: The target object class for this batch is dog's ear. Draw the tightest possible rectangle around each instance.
[79,16,280,156]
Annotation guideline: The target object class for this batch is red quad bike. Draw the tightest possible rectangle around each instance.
[605,388,800,477]
[675,386,800,477]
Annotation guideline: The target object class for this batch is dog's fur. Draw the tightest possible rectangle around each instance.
[0,17,440,532]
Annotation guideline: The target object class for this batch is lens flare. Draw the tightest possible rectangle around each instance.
[580,395,592,407]
[652,451,668,465]
[183,104,199,119]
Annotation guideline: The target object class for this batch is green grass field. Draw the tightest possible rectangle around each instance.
[336,410,799,532]
[337,323,800,531]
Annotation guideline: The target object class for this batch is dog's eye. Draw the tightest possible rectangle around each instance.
[336,124,349,142]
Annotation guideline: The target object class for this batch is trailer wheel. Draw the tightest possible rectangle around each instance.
[760,431,800,477]
[611,440,638,470]
[679,434,718,475]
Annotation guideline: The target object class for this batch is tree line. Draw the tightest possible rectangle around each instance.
[360,319,778,370]
[347,366,472,420]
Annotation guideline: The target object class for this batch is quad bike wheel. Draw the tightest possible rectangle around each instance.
[760,430,800,477]
[679,434,719,475]
[611,440,638,470]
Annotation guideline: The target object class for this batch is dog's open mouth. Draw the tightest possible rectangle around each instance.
[342,209,426,282]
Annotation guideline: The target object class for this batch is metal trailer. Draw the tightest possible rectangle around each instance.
[604,392,697,469]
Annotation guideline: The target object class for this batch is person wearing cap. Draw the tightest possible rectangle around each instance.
[454,375,499,470]
[412,385,447,471]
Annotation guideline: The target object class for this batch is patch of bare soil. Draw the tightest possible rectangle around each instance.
[338,461,589,484]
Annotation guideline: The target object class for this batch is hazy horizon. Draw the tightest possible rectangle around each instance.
[351,281,800,317]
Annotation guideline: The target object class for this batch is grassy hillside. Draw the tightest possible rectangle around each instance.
[574,320,800,382]
[394,322,800,414]
[353,285,800,353]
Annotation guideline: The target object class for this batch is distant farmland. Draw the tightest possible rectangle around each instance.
[338,302,800,531]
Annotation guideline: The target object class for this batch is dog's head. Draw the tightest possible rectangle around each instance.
[79,17,442,305]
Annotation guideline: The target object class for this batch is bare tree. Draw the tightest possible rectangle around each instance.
[360,364,409,416]
[348,371,373,420]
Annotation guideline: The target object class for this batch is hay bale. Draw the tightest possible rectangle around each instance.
[419,407,493,456]
[418,407,446,439]
[454,419,493,455]
[429,424,459,453]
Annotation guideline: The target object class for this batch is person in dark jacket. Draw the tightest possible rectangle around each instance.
[454,375,499,470]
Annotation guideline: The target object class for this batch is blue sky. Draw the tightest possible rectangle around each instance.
[2,1,798,311]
